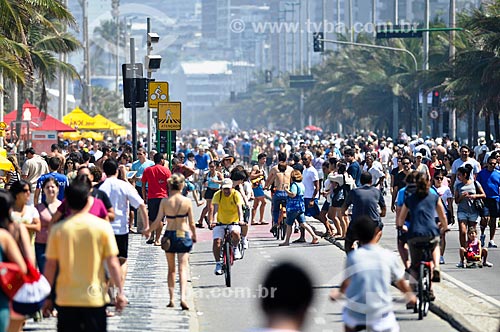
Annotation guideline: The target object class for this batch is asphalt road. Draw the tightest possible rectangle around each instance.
[189,198,458,332]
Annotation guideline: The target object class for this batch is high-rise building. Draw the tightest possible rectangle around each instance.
[202,0,231,48]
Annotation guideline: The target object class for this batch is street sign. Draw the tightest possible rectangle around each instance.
[122,63,146,108]
[122,63,143,78]
[158,102,181,130]
[289,75,316,89]
[148,82,169,108]
[376,25,423,39]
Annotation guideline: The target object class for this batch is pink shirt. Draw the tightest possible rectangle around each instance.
[57,197,108,220]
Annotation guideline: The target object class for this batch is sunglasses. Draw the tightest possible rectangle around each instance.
[402,162,410,165]
[434,177,443,180]
[23,188,30,193]
[489,163,497,166]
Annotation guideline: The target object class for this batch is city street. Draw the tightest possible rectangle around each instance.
[24,195,499,332]
[190,197,461,332]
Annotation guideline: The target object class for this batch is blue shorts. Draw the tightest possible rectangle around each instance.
[286,210,306,226]
[457,211,479,223]
[304,198,320,217]
[253,185,265,198]
[163,230,193,253]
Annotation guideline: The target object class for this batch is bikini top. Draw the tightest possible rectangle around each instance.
[165,213,189,219]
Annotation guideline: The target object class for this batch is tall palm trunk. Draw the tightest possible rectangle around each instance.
[467,107,473,146]
[485,110,491,145]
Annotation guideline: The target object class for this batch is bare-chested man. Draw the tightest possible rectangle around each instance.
[48,143,66,173]
[264,152,293,232]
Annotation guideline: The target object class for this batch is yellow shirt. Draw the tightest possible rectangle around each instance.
[45,213,119,307]
[212,190,242,224]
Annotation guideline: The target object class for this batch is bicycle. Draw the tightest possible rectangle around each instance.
[412,242,434,320]
[218,223,244,287]
[273,200,286,240]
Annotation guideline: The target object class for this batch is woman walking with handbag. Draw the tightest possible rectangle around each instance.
[143,174,197,310]
[0,190,28,332]
[454,164,486,262]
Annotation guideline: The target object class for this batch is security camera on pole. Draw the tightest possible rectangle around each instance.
[146,19,162,153]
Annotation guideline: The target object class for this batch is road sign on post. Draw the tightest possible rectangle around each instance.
[122,63,146,108]
[148,82,169,108]
[376,25,423,39]
[158,102,181,131]
[289,75,316,89]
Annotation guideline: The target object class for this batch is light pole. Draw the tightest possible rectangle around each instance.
[112,0,120,93]
[422,0,430,137]
[449,0,456,139]
[79,0,92,113]
[319,38,418,138]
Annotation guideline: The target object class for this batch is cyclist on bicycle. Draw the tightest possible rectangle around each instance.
[210,178,244,275]
[265,155,293,235]
[396,172,448,292]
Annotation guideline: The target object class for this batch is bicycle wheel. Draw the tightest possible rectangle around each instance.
[418,264,430,320]
[423,267,431,317]
[275,221,280,240]
[239,241,245,259]
[280,219,286,240]
[224,240,231,287]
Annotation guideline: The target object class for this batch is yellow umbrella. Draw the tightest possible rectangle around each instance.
[63,107,97,130]
[61,131,82,141]
[93,115,126,131]
[80,131,104,141]
[0,155,14,172]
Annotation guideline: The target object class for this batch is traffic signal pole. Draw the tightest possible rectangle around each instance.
[130,38,138,160]
[319,38,418,139]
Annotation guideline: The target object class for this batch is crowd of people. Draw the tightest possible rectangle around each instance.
[0,127,497,331]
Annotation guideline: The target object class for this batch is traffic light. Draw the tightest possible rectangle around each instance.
[313,32,324,52]
[265,70,272,83]
[432,90,440,108]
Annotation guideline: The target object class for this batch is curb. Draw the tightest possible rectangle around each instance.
[430,300,474,332]
[327,236,500,332]
[430,271,500,332]
[187,261,200,332]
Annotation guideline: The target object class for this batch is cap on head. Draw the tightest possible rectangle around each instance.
[221,178,233,189]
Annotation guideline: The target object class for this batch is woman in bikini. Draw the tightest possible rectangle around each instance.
[144,173,197,310]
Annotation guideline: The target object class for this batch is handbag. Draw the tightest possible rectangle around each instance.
[6,224,51,314]
[12,259,51,315]
[161,236,171,251]
[473,182,485,217]
[0,262,25,299]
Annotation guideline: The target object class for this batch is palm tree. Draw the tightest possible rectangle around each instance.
[1,0,79,127]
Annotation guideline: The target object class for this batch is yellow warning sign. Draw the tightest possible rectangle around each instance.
[148,82,169,108]
[158,102,181,130]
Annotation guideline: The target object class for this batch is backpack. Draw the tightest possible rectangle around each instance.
[331,174,353,202]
